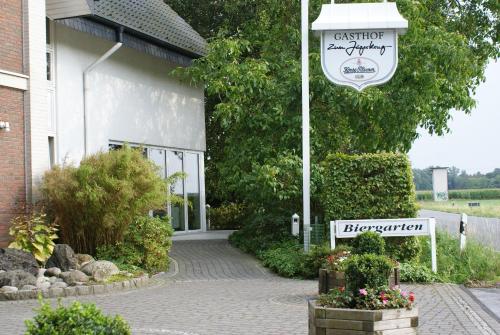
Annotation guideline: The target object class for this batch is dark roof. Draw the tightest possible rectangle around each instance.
[90,0,206,57]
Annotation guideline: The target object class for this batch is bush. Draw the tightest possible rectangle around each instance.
[41,146,172,255]
[352,231,385,255]
[416,188,500,201]
[345,254,395,294]
[385,236,421,262]
[209,202,247,230]
[301,244,336,279]
[321,153,417,220]
[261,241,305,278]
[97,216,173,273]
[8,212,58,264]
[25,300,130,335]
[400,262,439,283]
[229,210,293,256]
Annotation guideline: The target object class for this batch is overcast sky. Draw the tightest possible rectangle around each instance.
[408,60,500,174]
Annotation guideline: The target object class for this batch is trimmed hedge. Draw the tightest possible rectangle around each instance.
[321,153,417,220]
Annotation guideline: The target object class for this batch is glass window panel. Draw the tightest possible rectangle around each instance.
[185,153,201,230]
[167,151,185,231]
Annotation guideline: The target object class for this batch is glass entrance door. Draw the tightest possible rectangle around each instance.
[149,148,203,233]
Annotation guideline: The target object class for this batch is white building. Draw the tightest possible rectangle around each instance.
[42,0,208,233]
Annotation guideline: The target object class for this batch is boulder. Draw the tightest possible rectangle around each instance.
[45,267,61,277]
[51,281,68,289]
[46,245,78,271]
[0,270,37,288]
[36,281,51,290]
[20,285,37,291]
[81,260,119,282]
[0,248,39,276]
[75,254,95,268]
[0,286,18,293]
[60,270,89,286]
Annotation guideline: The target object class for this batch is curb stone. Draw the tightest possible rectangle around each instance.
[0,275,150,301]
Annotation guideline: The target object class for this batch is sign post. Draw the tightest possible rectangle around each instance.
[331,218,437,272]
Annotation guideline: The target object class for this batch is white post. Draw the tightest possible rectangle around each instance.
[460,213,468,252]
[330,221,336,250]
[430,218,437,273]
[301,0,311,253]
[292,213,300,236]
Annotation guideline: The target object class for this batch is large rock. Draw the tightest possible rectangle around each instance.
[0,270,37,288]
[81,260,119,282]
[45,267,61,277]
[46,245,77,271]
[0,286,18,293]
[60,270,89,286]
[75,254,95,268]
[0,248,39,276]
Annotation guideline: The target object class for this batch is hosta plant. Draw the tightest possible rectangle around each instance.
[8,213,58,264]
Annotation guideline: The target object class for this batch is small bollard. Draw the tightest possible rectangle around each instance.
[291,213,300,237]
[460,213,468,252]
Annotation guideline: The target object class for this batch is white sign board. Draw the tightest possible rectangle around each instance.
[432,168,449,201]
[331,218,437,272]
[320,29,399,91]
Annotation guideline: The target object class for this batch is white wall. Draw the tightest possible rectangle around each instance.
[53,23,206,165]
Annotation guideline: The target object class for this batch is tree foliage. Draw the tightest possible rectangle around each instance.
[169,0,499,209]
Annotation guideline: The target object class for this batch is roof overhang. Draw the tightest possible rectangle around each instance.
[46,0,92,20]
[312,2,408,33]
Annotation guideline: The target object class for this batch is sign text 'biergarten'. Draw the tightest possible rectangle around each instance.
[336,218,430,238]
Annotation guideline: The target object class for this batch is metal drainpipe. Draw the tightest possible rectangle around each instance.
[82,27,124,157]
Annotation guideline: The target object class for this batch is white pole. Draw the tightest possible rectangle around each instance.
[430,218,437,273]
[301,0,310,252]
[330,221,336,250]
[460,213,468,252]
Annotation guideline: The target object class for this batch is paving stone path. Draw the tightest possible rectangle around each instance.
[1,240,499,334]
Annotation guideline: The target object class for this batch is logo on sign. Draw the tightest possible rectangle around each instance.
[320,29,399,91]
[340,58,378,81]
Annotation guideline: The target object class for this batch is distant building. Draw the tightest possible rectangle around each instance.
[0,0,208,246]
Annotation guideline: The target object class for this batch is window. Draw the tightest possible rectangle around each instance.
[48,137,55,169]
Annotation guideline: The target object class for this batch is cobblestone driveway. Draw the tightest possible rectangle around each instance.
[1,240,499,334]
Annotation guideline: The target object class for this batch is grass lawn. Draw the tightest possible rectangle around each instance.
[418,199,500,218]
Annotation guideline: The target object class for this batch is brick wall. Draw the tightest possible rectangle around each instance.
[0,87,26,247]
[0,0,23,73]
[0,0,26,247]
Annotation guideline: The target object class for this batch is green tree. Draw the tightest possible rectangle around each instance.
[170,0,499,210]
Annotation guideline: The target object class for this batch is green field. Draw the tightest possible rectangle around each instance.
[418,199,500,218]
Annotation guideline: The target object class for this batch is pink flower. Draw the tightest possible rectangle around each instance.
[401,291,408,298]
[359,289,368,296]
[382,299,388,305]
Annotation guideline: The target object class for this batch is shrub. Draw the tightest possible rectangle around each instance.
[261,241,305,278]
[97,216,173,273]
[345,254,395,294]
[321,153,417,221]
[322,246,351,272]
[385,236,421,262]
[8,213,58,264]
[228,210,293,256]
[399,262,439,283]
[416,188,500,201]
[301,244,336,279]
[25,300,130,335]
[352,231,385,255]
[209,202,247,230]
[41,146,174,254]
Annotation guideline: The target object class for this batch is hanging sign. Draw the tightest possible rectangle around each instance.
[312,3,408,91]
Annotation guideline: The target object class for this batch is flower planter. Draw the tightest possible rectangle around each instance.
[308,300,418,335]
[318,268,400,295]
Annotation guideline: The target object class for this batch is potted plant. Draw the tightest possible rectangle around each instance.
[318,247,351,294]
[319,231,400,294]
[310,254,418,335]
